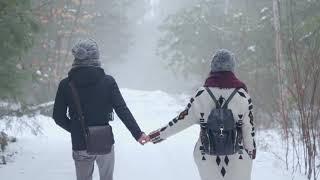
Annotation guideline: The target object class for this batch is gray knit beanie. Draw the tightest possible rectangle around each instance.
[72,39,101,68]
[211,49,235,72]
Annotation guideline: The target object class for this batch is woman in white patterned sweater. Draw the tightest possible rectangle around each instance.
[148,49,256,180]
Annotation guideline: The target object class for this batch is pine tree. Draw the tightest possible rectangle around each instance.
[157,0,278,124]
[0,0,39,99]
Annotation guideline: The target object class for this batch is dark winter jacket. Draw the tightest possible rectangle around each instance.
[52,67,143,150]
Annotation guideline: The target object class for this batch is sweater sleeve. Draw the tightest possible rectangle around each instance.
[241,91,257,159]
[52,80,71,132]
[110,78,143,141]
[149,88,205,143]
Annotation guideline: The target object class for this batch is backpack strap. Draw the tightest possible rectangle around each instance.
[205,87,221,108]
[69,80,89,142]
[222,88,241,109]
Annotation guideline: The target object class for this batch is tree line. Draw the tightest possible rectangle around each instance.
[0,0,137,104]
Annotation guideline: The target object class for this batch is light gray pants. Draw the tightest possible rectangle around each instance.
[72,147,115,180]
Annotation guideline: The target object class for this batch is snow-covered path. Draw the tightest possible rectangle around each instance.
[0,89,307,180]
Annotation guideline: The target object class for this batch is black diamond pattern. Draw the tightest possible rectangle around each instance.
[196,90,204,97]
[250,120,254,126]
[238,91,246,98]
[160,127,167,132]
[239,155,243,159]
[221,167,226,177]
[178,109,189,120]
[202,156,206,161]
[218,96,225,106]
[216,156,221,166]
[224,156,229,166]
[249,111,254,126]
[190,98,195,103]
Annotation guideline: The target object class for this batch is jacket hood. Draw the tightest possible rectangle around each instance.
[68,67,105,88]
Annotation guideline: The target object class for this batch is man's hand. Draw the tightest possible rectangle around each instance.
[138,133,150,145]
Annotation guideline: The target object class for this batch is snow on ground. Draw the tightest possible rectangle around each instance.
[0,89,308,180]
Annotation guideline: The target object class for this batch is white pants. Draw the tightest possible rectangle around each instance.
[73,147,115,180]
[193,140,253,180]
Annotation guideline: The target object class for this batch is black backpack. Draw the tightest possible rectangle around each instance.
[200,87,243,156]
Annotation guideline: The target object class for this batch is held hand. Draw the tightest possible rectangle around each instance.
[148,130,163,144]
[138,133,150,145]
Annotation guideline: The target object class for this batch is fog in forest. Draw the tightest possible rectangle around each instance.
[0,0,319,179]
[103,0,197,92]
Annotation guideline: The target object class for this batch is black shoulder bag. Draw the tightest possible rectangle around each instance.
[69,80,114,155]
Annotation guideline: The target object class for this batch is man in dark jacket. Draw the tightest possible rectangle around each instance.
[52,39,148,180]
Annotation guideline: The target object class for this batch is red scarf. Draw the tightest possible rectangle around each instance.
[204,71,248,92]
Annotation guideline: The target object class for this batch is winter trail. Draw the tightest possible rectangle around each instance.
[0,89,307,180]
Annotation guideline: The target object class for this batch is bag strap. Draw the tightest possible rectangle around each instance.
[222,88,241,109]
[205,87,221,108]
[68,80,88,139]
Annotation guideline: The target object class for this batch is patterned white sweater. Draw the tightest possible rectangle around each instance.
[149,87,256,180]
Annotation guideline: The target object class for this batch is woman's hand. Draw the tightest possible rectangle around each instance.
[138,133,150,145]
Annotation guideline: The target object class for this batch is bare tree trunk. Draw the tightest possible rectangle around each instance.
[273,0,289,169]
